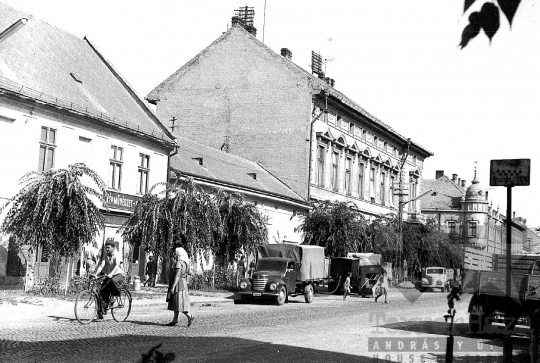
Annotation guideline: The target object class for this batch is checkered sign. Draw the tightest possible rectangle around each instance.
[490,159,530,186]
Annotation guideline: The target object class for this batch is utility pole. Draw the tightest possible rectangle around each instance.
[396,139,411,282]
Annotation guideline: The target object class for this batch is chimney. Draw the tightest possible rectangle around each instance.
[231,16,245,28]
[461,180,466,188]
[513,212,516,220]
[435,170,444,179]
[245,25,257,36]
[330,78,335,87]
[458,178,461,185]
[280,48,292,60]
[452,174,457,183]
[485,191,489,201]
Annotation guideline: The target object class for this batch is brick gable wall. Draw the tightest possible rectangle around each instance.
[153,30,312,198]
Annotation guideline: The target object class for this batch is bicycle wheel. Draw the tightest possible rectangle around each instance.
[75,290,97,324]
[111,288,132,322]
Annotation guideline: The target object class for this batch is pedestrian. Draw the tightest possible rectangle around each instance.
[248,260,256,277]
[343,272,352,300]
[238,256,246,279]
[375,270,390,303]
[165,236,195,327]
[145,255,158,287]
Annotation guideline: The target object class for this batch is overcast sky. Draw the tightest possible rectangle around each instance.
[4,0,540,228]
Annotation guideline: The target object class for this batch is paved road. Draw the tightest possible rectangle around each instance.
[0,290,531,362]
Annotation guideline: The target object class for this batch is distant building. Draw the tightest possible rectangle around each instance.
[146,20,433,221]
[421,170,525,254]
[0,3,175,287]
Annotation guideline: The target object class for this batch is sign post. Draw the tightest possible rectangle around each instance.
[490,159,531,363]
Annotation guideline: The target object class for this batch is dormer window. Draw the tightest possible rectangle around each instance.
[247,172,257,180]
[192,157,203,166]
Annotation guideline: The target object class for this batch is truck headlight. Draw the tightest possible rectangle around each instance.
[239,282,247,289]
[269,283,277,291]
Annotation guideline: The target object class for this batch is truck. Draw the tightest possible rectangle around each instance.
[464,254,540,335]
[236,244,326,306]
[328,253,383,297]
[420,267,454,293]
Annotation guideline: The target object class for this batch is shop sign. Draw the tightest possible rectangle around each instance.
[106,191,141,212]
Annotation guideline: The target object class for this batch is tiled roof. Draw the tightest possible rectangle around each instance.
[420,175,465,210]
[170,136,307,204]
[0,2,174,145]
[148,25,432,157]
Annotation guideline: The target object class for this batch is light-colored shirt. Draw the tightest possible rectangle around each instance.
[101,250,124,276]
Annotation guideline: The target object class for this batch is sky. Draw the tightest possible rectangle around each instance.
[3,0,540,228]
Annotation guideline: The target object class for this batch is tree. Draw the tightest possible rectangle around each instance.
[0,163,107,259]
[121,178,221,260]
[460,0,522,48]
[214,190,268,263]
[299,200,370,257]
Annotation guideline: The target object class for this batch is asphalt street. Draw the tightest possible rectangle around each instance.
[0,289,532,363]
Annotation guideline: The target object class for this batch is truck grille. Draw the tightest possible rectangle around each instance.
[252,278,267,291]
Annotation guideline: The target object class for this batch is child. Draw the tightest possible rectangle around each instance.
[343,272,352,301]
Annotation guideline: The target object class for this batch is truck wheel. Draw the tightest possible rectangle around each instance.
[304,285,314,303]
[276,287,287,306]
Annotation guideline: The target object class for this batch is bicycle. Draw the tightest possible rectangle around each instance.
[74,275,132,324]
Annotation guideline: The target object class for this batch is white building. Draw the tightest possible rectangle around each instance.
[0,3,175,287]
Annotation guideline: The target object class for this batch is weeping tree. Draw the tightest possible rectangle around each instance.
[120,178,221,260]
[0,163,107,278]
[299,200,370,257]
[214,190,268,263]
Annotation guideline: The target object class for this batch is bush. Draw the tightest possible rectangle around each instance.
[189,266,239,291]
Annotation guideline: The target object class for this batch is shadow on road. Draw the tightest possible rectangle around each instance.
[1,334,406,362]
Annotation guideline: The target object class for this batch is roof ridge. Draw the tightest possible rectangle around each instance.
[83,36,175,142]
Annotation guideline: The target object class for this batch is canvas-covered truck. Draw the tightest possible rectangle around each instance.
[236,244,326,306]
[328,253,383,297]
[464,254,540,334]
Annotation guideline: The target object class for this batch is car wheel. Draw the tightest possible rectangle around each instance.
[304,285,314,303]
[276,286,287,306]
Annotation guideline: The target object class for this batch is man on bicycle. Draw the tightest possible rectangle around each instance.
[93,240,125,314]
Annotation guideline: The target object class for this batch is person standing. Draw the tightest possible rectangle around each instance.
[375,270,390,303]
[166,236,194,327]
[343,272,352,301]
[93,241,125,314]
[145,256,158,287]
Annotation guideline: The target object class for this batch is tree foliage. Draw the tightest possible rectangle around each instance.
[120,178,268,263]
[0,163,107,258]
[460,0,522,49]
[214,190,268,263]
[299,200,464,269]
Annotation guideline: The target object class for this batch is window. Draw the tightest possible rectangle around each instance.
[370,167,376,198]
[331,151,339,191]
[336,116,342,129]
[137,153,150,194]
[38,126,56,172]
[358,162,364,199]
[409,180,417,211]
[380,172,386,205]
[384,142,388,153]
[468,222,477,237]
[362,130,367,141]
[393,147,397,157]
[390,175,396,206]
[349,123,355,135]
[344,158,352,195]
[448,221,456,234]
[109,145,123,190]
[316,145,325,187]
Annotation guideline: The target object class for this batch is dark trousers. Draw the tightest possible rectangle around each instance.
[100,274,124,308]
[146,273,156,287]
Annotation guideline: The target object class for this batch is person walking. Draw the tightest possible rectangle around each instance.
[145,255,158,287]
[165,236,194,327]
[343,272,352,301]
[375,270,390,303]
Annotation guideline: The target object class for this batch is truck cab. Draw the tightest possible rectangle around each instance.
[421,267,450,292]
[237,257,310,305]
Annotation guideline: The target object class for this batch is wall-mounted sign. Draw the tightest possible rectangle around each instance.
[106,191,141,212]
[490,159,531,187]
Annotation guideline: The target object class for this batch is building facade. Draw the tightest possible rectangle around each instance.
[147,21,433,221]
[0,3,175,287]
[421,171,525,254]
